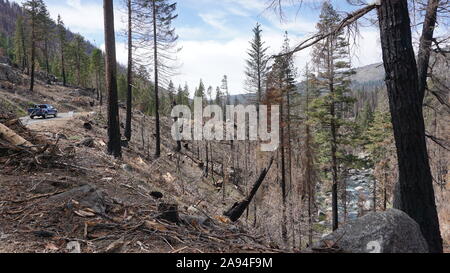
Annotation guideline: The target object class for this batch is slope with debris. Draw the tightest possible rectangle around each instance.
[0,65,281,253]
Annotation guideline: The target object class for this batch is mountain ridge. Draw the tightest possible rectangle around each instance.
[230,62,386,105]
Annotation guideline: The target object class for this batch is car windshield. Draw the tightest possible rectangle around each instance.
[38,105,48,109]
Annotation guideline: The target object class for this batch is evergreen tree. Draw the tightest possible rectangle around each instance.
[194,79,206,102]
[176,84,189,106]
[118,73,128,101]
[13,16,28,72]
[300,64,320,247]
[310,1,356,231]
[358,101,374,131]
[40,5,52,79]
[90,48,104,104]
[13,16,28,73]
[167,80,176,103]
[68,34,88,86]
[0,32,13,60]
[245,23,269,120]
[57,15,67,86]
[23,0,47,91]
[214,86,222,106]
[176,83,190,106]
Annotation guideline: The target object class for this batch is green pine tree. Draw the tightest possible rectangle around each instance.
[245,22,269,119]
[309,1,356,230]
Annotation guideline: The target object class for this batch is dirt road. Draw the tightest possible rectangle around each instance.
[19,111,95,129]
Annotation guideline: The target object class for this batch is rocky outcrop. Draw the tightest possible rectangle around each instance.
[0,63,25,85]
[314,209,429,253]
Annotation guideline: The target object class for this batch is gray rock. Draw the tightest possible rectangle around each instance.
[49,185,108,214]
[315,209,429,253]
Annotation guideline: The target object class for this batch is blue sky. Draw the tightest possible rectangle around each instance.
[13,0,383,95]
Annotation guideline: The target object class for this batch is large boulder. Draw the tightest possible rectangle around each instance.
[314,209,429,253]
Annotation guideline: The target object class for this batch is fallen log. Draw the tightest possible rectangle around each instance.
[0,122,36,151]
[224,158,274,222]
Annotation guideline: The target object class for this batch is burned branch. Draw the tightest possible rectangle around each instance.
[224,158,274,222]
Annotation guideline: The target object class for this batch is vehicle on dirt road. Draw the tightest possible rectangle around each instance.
[27,104,58,119]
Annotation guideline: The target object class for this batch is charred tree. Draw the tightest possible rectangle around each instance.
[125,0,133,141]
[103,0,122,158]
[57,15,67,87]
[377,0,442,253]
[417,0,440,100]
[224,158,274,222]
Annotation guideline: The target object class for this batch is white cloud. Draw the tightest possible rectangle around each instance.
[173,38,249,95]
[172,30,315,96]
[46,0,127,46]
[172,27,381,96]
[351,30,382,67]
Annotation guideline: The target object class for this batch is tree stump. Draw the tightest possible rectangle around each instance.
[158,203,180,223]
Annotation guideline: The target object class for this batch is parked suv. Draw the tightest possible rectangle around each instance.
[28,104,58,119]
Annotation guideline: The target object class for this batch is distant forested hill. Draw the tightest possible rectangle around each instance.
[0,0,23,36]
[0,0,97,58]
[230,63,386,105]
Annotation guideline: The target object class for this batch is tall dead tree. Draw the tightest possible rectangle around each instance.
[125,0,133,141]
[377,0,443,253]
[133,0,178,158]
[151,0,161,158]
[103,0,122,158]
[57,15,67,87]
[268,36,296,243]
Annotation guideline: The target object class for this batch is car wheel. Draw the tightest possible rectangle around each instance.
[43,114,47,119]
[30,116,35,119]
[54,113,58,118]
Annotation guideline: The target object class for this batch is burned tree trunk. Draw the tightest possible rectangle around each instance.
[152,0,161,159]
[103,0,122,158]
[280,96,288,243]
[125,0,133,141]
[377,0,442,253]
[172,101,182,153]
[224,158,274,222]
[204,142,209,177]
